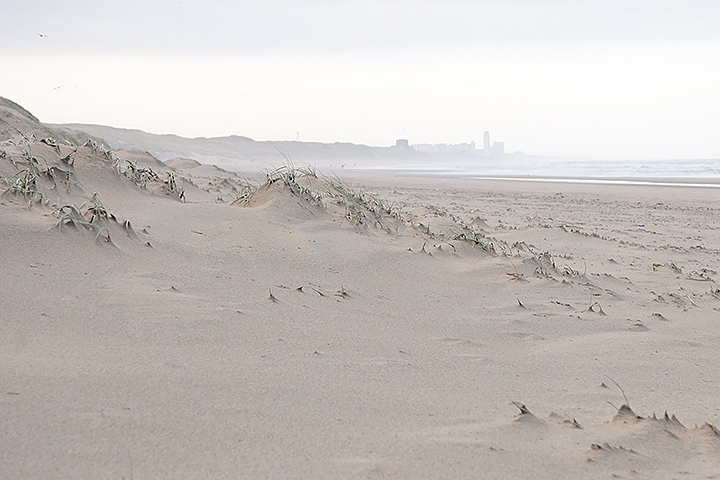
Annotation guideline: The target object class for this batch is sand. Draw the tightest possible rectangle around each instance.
[2,106,720,479]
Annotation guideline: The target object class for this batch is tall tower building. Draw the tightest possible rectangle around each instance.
[483,131,490,151]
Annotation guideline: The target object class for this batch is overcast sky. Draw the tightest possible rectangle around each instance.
[3,0,720,158]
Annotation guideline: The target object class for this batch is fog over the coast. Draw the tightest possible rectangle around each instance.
[2,0,720,159]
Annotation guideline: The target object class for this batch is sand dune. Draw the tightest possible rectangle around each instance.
[51,122,423,173]
[2,99,720,479]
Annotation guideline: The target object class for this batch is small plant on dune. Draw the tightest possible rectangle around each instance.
[601,377,720,436]
[230,161,320,206]
[447,222,496,254]
[53,192,124,244]
[325,176,404,232]
[104,148,120,166]
[40,137,61,154]
[2,135,80,205]
[55,203,88,229]
[109,155,186,202]
[409,203,508,255]
[228,175,258,202]
[604,377,632,413]
[531,250,555,278]
[163,171,185,202]
[55,203,113,244]
[0,153,54,205]
[120,160,160,188]
[265,162,318,184]
[263,163,323,206]
[59,148,76,166]
[82,138,103,153]
[505,241,585,279]
[1,163,43,205]
[506,261,528,281]
[81,192,117,223]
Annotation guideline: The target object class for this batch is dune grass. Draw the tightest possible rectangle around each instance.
[163,171,185,202]
[1,161,44,205]
[230,162,558,261]
[266,163,323,205]
[52,192,145,245]
[111,155,186,202]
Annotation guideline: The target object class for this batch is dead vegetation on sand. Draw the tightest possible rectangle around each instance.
[0,132,169,245]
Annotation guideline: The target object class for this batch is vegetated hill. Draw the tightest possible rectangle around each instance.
[51,123,448,173]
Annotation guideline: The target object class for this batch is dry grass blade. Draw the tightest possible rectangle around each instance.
[81,192,117,223]
[511,401,533,415]
[587,301,607,315]
[325,175,403,231]
[335,285,350,298]
[163,171,185,202]
[123,219,139,239]
[1,163,44,205]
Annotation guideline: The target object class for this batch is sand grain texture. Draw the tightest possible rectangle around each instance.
[2,106,720,479]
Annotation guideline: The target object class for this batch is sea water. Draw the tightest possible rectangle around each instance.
[365,156,720,187]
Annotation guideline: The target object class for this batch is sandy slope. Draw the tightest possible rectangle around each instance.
[2,121,720,478]
[51,122,423,172]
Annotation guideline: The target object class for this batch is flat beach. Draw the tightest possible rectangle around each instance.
[2,111,720,479]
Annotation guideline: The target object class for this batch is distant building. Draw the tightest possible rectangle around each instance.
[395,139,409,149]
[413,143,436,152]
[411,141,476,153]
[480,131,505,156]
[435,141,476,153]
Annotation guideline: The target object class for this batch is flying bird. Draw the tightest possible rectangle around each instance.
[37,33,48,38]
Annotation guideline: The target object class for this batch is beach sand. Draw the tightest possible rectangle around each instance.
[2,110,720,478]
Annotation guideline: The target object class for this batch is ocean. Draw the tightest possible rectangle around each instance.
[364,156,720,187]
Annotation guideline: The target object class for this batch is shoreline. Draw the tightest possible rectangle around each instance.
[341,167,720,188]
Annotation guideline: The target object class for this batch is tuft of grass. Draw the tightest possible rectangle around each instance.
[260,162,323,206]
[110,154,186,202]
[81,192,117,223]
[40,137,61,154]
[1,163,44,205]
[53,193,128,245]
[55,203,114,244]
[119,160,160,188]
[163,172,185,202]
[0,144,71,205]
[325,175,403,232]
[604,376,640,420]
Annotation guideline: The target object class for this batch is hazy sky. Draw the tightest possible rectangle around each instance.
[3,0,720,158]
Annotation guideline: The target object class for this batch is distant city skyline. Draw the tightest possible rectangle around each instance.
[2,1,719,159]
[398,130,504,155]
